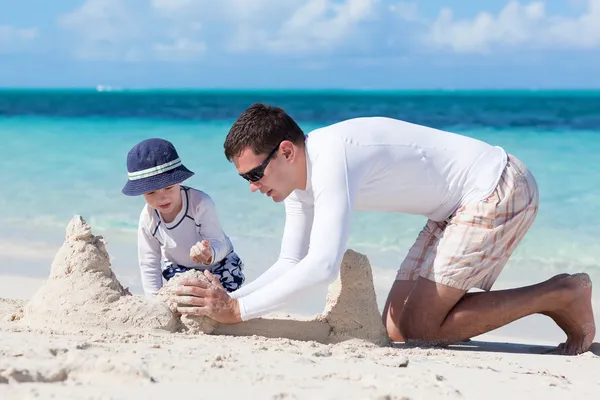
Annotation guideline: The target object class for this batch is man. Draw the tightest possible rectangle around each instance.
[174,103,595,355]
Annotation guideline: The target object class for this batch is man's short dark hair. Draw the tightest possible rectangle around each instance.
[224,103,305,162]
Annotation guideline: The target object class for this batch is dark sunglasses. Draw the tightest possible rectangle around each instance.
[239,142,282,182]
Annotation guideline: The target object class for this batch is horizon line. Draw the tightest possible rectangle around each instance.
[1,86,600,93]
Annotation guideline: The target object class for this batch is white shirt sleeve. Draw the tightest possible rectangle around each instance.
[229,192,314,299]
[194,193,232,264]
[236,139,356,320]
[137,209,163,296]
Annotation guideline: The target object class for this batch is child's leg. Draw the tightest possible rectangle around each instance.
[210,253,245,292]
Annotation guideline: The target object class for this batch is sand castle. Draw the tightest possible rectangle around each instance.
[17,216,179,333]
[14,216,390,346]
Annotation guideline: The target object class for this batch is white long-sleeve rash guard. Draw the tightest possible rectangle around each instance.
[137,186,234,295]
[230,117,508,321]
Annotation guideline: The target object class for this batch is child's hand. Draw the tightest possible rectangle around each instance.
[190,240,213,265]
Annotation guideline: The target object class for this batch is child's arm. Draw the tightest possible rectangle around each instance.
[194,194,232,265]
[137,214,163,295]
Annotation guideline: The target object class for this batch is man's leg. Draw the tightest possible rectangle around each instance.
[387,154,595,354]
[399,274,595,355]
[383,280,416,342]
[382,219,443,342]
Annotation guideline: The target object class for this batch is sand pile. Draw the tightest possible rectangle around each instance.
[157,270,220,334]
[156,250,390,346]
[14,216,390,347]
[17,216,179,333]
[317,249,390,346]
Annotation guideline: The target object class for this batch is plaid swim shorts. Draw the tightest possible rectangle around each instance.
[162,252,245,292]
[395,154,539,291]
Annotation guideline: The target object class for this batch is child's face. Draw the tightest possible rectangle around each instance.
[143,184,182,216]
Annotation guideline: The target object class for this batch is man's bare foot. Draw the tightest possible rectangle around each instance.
[545,273,595,355]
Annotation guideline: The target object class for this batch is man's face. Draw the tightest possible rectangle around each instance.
[234,143,297,203]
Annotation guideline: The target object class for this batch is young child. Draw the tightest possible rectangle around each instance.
[122,137,245,296]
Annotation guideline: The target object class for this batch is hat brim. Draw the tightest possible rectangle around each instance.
[122,165,195,196]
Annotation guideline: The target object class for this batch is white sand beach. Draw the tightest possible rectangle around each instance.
[1,217,598,400]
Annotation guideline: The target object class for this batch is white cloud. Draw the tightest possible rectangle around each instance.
[58,0,600,60]
[423,0,600,53]
[153,39,207,61]
[388,2,421,22]
[58,0,378,60]
[59,0,136,45]
[151,0,195,13]
[59,0,145,60]
[59,0,207,61]
[262,0,378,53]
[0,25,38,52]
[154,0,379,54]
[150,0,208,60]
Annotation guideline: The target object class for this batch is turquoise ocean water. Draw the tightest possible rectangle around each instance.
[1,89,599,342]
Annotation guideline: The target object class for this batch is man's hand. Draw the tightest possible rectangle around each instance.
[174,270,241,324]
[190,240,213,265]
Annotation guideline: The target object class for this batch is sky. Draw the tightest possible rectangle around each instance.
[1,0,600,89]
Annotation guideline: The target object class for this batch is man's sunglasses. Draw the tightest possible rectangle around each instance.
[239,142,281,182]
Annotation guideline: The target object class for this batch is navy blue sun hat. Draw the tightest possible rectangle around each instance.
[122,138,194,196]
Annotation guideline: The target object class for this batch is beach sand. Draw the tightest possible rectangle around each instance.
[1,216,598,399]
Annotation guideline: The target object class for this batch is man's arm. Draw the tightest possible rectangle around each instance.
[236,139,355,320]
[229,192,314,299]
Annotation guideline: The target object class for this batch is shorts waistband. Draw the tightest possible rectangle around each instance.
[506,154,529,177]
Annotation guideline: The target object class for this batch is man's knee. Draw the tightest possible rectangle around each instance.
[383,304,405,342]
[398,307,434,341]
[383,280,416,342]
[398,277,467,342]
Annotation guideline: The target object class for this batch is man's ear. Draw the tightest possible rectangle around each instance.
[280,140,295,160]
